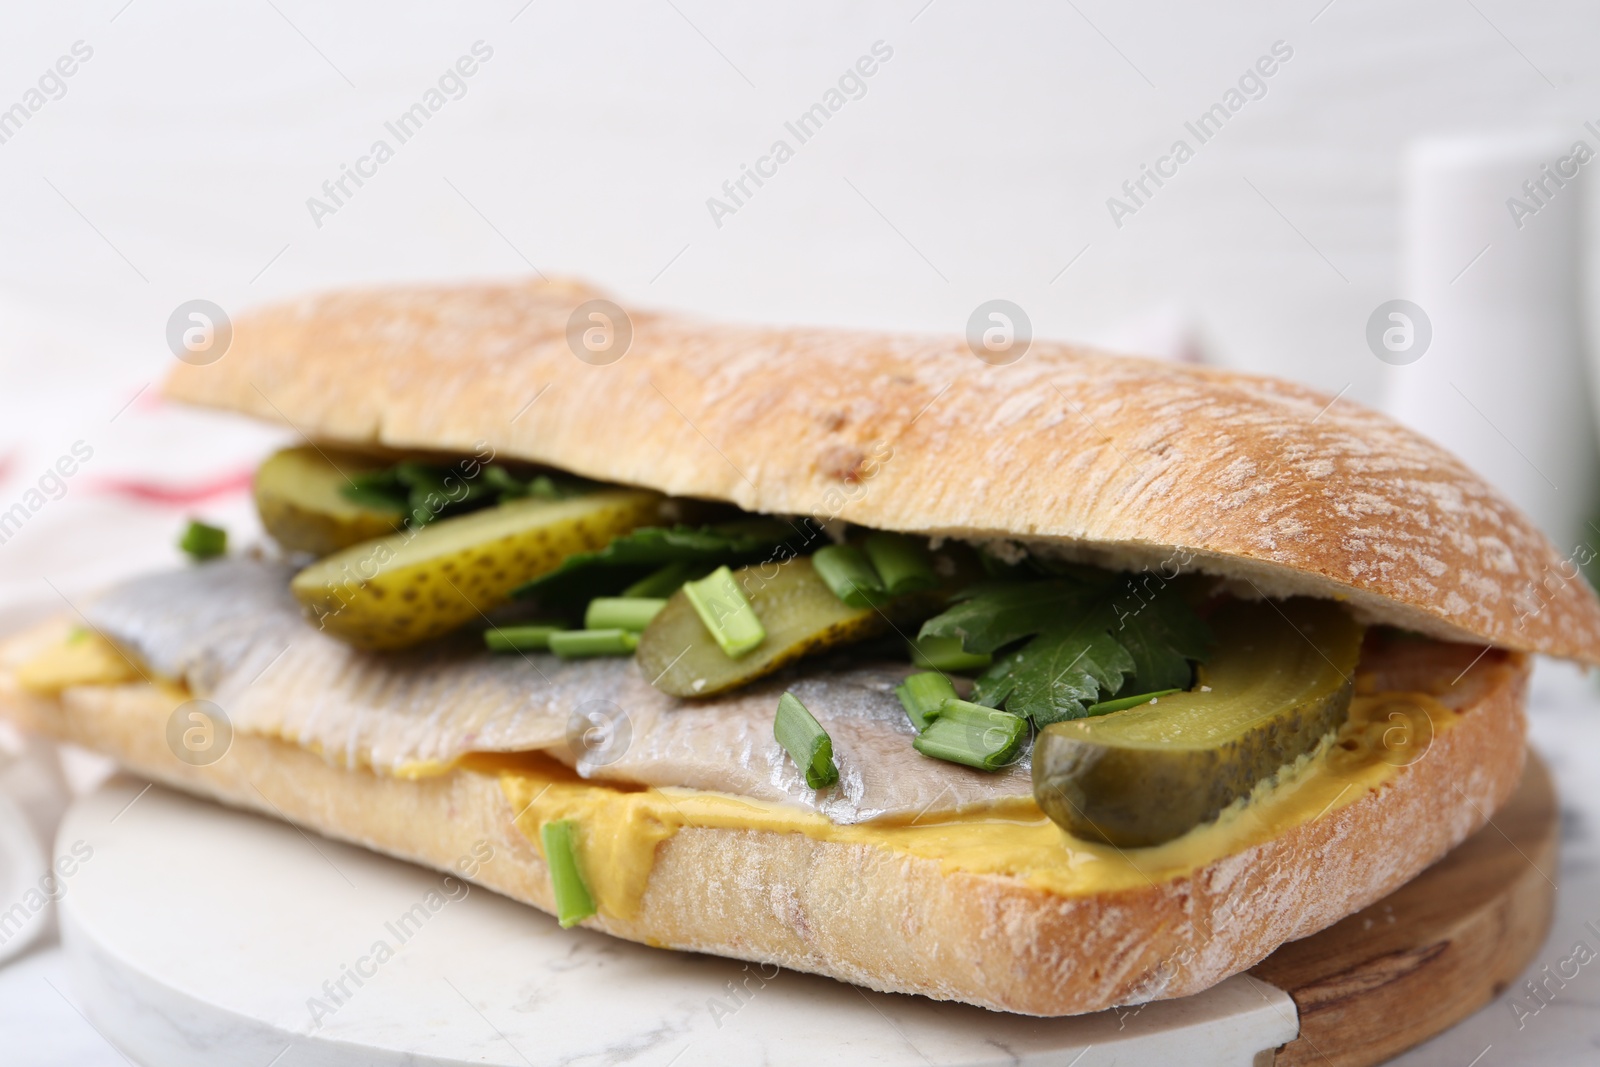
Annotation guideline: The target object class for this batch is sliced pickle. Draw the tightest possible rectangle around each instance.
[291,490,661,649]
[255,446,405,556]
[1032,599,1363,848]
[637,557,888,698]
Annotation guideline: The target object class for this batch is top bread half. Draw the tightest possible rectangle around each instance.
[164,277,1600,665]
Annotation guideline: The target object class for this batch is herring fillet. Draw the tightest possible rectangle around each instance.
[83,560,1032,823]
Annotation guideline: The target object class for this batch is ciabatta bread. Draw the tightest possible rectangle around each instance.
[164,278,1600,665]
[0,636,1528,1016]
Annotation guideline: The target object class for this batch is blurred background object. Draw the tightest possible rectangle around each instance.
[1386,132,1598,553]
[0,721,75,965]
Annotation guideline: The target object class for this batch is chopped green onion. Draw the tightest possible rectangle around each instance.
[683,566,765,658]
[774,692,839,789]
[913,699,1028,771]
[178,520,227,560]
[811,544,885,608]
[485,625,565,652]
[864,533,937,595]
[1084,689,1182,716]
[907,633,993,672]
[895,671,958,732]
[540,820,597,928]
[584,597,668,632]
[623,560,698,598]
[547,628,639,658]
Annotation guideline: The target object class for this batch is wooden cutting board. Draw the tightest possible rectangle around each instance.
[1250,753,1558,1066]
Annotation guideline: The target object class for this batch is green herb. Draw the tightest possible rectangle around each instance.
[584,597,668,632]
[178,520,227,560]
[485,625,565,652]
[547,628,639,658]
[917,579,1090,654]
[481,464,566,501]
[513,520,798,602]
[810,544,885,607]
[919,575,1209,725]
[864,533,937,595]
[540,820,597,928]
[340,482,412,513]
[683,566,766,657]
[622,560,700,598]
[1083,689,1182,716]
[774,692,839,789]
[912,699,1028,771]
[894,671,958,732]
[906,633,993,672]
[342,461,583,528]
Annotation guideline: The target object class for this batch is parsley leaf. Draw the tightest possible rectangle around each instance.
[919,574,1210,725]
[1113,587,1212,692]
[916,579,1101,654]
[981,619,1133,724]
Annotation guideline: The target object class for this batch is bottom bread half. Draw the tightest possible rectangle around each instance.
[0,650,1529,1017]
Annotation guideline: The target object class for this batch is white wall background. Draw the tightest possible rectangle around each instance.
[3,1,1599,396]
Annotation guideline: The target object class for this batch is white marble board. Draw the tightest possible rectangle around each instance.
[53,779,1299,1066]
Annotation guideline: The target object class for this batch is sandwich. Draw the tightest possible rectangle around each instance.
[3,276,1597,1017]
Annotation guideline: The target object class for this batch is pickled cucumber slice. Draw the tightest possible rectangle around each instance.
[255,447,405,556]
[1032,599,1363,847]
[291,490,662,649]
[637,557,888,698]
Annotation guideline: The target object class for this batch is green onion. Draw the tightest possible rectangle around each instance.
[894,671,958,732]
[864,533,937,595]
[584,597,668,632]
[623,560,698,598]
[1084,689,1182,716]
[907,633,993,672]
[540,820,597,928]
[178,520,227,560]
[774,692,839,789]
[683,566,766,657]
[548,629,639,658]
[485,625,565,652]
[913,699,1028,771]
[811,544,885,608]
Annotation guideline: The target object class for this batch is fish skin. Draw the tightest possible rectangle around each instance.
[84,560,1032,823]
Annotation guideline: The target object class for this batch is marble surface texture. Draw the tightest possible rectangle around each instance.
[47,779,1296,1067]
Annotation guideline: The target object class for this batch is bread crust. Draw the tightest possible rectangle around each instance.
[163,278,1600,664]
[2,648,1530,1016]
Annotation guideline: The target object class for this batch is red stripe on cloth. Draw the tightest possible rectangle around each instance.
[89,468,255,506]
